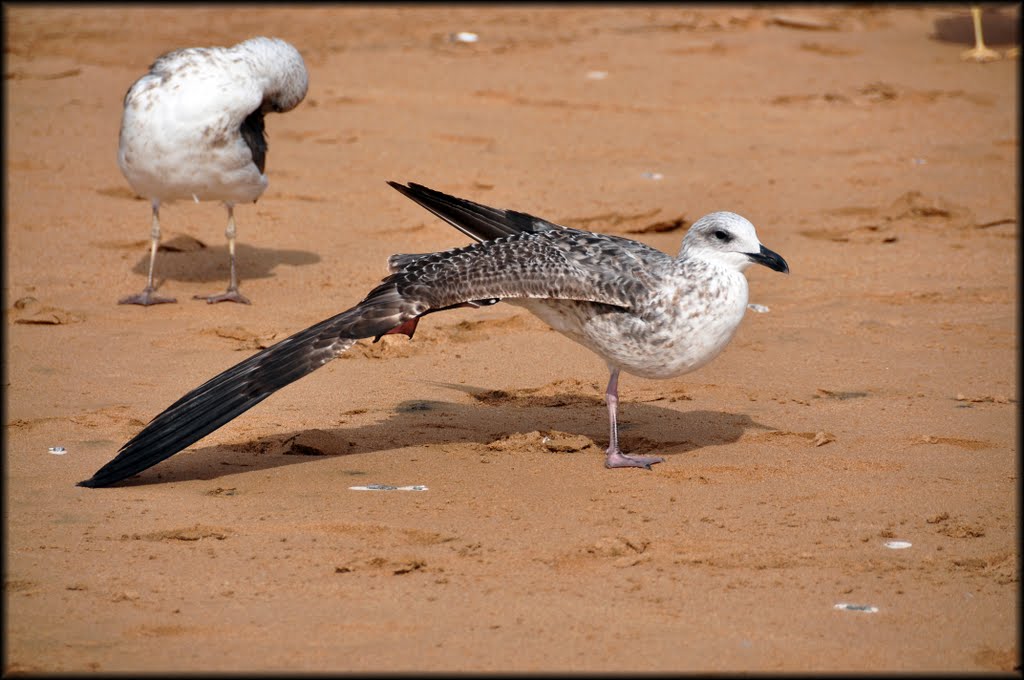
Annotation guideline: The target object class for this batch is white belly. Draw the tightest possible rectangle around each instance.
[117,76,267,205]
[510,269,749,379]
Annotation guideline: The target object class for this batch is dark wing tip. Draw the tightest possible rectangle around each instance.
[385,180,558,242]
[386,180,421,203]
[77,477,105,488]
[76,300,404,489]
[387,180,438,202]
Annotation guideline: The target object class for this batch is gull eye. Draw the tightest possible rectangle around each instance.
[713,230,731,242]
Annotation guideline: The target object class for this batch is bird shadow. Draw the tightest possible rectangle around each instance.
[930,7,1020,46]
[129,239,320,284]
[103,386,774,486]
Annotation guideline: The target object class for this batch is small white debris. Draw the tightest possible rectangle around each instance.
[48,446,67,455]
[641,171,664,181]
[884,540,912,550]
[770,14,838,31]
[747,303,770,313]
[834,603,878,613]
[349,484,428,492]
[450,31,479,43]
[585,70,608,80]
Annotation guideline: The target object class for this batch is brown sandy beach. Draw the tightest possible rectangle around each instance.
[4,5,1019,672]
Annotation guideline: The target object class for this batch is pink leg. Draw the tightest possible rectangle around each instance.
[194,203,251,304]
[120,201,177,306]
[603,367,664,469]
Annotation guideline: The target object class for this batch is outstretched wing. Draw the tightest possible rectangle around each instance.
[78,316,359,488]
[79,224,646,488]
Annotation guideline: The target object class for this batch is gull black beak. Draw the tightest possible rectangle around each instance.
[748,245,789,274]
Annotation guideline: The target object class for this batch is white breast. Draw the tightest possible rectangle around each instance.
[511,266,750,380]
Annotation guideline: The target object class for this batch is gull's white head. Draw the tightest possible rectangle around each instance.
[237,37,309,114]
[679,211,789,274]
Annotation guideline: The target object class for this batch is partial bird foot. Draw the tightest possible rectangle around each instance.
[193,290,252,304]
[605,449,664,470]
[961,45,1001,62]
[119,289,176,306]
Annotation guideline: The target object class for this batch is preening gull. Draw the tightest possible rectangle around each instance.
[79,182,788,487]
[117,36,308,305]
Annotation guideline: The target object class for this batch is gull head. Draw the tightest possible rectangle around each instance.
[239,37,309,114]
[680,211,789,274]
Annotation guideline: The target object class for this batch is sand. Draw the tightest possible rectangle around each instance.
[4,5,1019,673]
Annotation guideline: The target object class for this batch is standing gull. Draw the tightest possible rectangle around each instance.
[79,182,788,487]
[117,36,308,305]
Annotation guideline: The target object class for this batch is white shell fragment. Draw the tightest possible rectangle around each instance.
[48,446,67,455]
[884,540,912,549]
[834,603,879,613]
[450,32,479,43]
[747,303,770,313]
[349,484,428,491]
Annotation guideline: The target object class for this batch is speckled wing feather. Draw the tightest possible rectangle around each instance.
[385,181,668,277]
[386,229,663,312]
[78,220,663,487]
